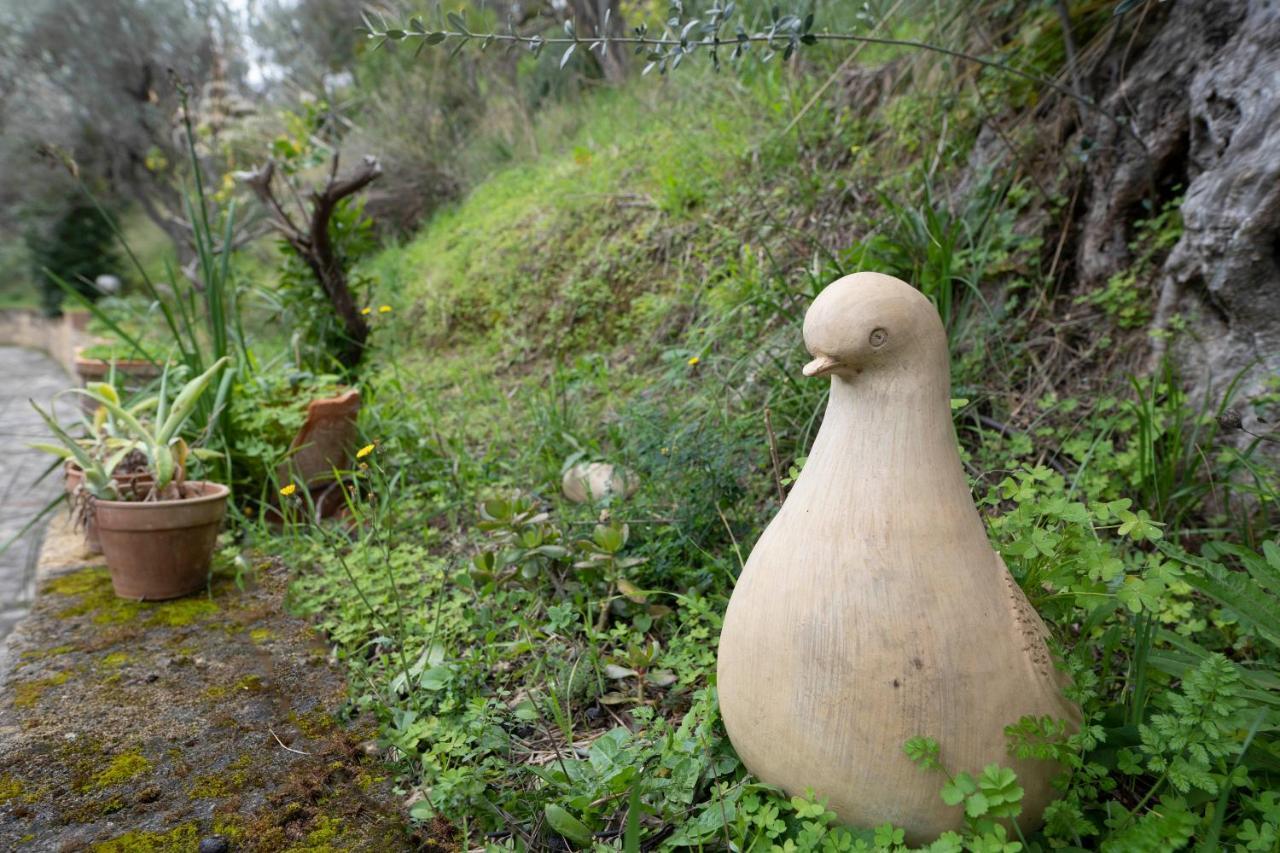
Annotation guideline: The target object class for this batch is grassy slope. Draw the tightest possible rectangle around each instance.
[360,63,884,486]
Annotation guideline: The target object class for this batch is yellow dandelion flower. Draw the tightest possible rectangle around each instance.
[361,306,372,315]
[687,355,700,366]
[378,305,392,314]
[279,483,297,497]
[356,443,375,459]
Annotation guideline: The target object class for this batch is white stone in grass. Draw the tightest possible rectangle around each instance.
[561,462,639,504]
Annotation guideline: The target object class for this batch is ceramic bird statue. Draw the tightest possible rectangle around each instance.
[717,272,1079,843]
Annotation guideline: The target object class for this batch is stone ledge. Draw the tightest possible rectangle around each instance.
[0,512,423,851]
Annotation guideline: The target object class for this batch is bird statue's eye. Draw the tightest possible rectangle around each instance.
[869,327,888,348]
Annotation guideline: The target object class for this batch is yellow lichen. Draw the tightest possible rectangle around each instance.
[249,628,272,643]
[12,670,71,709]
[91,823,199,852]
[50,567,220,627]
[101,651,131,668]
[0,774,23,803]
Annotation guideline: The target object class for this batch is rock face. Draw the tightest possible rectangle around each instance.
[1155,1,1280,408]
[1074,0,1279,409]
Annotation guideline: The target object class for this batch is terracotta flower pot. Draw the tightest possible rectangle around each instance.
[94,481,229,600]
[73,347,163,413]
[65,462,157,553]
[73,347,163,383]
[276,388,362,487]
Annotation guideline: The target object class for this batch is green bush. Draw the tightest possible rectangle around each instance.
[26,201,118,315]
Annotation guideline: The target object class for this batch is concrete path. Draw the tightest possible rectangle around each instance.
[0,346,68,654]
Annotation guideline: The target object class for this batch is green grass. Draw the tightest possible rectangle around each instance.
[365,71,806,357]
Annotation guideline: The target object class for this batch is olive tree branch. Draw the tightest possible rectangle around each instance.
[359,7,1143,149]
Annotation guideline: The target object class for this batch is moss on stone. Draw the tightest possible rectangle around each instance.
[49,567,220,627]
[61,795,126,823]
[284,814,344,852]
[235,674,264,693]
[90,823,199,852]
[0,774,23,803]
[145,598,219,627]
[20,643,77,663]
[45,567,107,598]
[189,753,255,800]
[19,781,52,805]
[3,545,411,850]
[354,771,383,792]
[12,670,71,709]
[50,569,142,624]
[211,817,243,842]
[83,749,151,791]
[291,707,336,739]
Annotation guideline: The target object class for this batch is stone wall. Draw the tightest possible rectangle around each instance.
[0,309,87,375]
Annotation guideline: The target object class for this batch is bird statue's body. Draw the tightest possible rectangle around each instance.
[717,272,1079,843]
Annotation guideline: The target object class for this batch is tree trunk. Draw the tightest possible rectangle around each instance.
[569,0,627,83]
[244,155,382,369]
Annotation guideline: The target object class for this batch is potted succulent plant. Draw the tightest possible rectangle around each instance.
[43,396,158,552]
[32,357,234,599]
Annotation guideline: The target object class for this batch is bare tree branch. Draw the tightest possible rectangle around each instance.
[243,154,382,367]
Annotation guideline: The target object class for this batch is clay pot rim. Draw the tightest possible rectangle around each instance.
[72,345,163,371]
[91,480,229,510]
[311,386,359,402]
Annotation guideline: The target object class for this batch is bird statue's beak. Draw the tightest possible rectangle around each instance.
[802,355,841,377]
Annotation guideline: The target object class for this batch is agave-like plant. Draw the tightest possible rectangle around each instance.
[29,406,141,502]
[31,356,233,500]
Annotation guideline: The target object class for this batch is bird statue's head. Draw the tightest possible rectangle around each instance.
[801,272,947,381]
